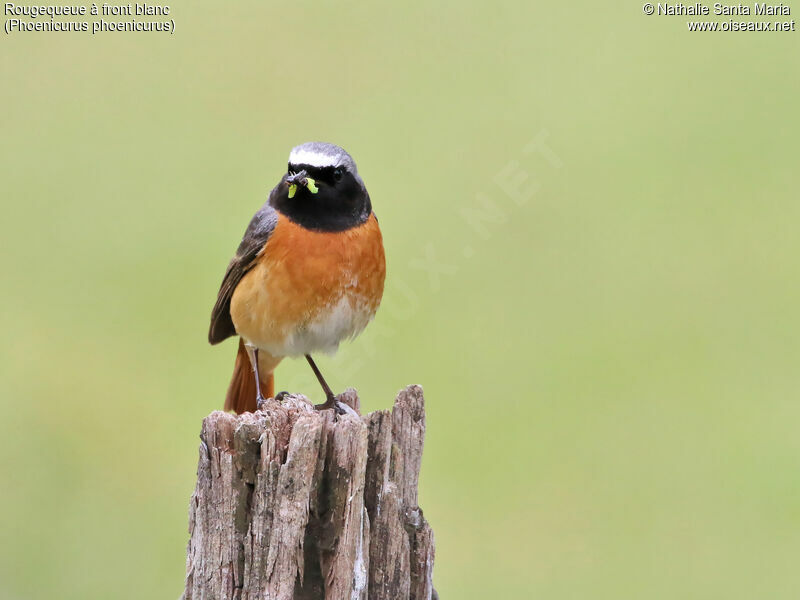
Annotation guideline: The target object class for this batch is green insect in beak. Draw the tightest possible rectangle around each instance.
[288,176,319,199]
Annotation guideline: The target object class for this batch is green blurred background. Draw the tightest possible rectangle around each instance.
[2,1,799,598]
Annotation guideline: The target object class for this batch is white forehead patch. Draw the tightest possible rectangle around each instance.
[288,147,344,169]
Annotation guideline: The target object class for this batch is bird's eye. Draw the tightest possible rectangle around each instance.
[333,167,344,182]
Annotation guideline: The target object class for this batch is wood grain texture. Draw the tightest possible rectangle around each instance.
[182,385,436,600]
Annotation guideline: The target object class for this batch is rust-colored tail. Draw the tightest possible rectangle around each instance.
[224,339,276,414]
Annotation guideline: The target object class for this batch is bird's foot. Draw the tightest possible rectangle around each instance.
[255,393,269,410]
[314,393,358,417]
[313,393,337,412]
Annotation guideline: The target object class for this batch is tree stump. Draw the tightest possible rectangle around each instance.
[182,385,436,600]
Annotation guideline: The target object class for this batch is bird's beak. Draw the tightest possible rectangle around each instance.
[286,170,319,197]
[286,170,308,187]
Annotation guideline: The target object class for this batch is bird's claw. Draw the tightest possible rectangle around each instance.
[314,395,358,418]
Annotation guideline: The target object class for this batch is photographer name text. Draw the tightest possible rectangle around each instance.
[654,2,789,15]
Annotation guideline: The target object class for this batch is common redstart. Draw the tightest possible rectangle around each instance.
[208,142,386,414]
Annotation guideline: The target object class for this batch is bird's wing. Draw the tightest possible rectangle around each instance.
[208,201,279,344]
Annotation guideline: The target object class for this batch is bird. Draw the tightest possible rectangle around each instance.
[208,142,386,414]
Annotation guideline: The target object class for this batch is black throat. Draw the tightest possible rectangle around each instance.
[269,166,372,232]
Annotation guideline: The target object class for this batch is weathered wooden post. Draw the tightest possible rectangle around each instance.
[182,385,436,600]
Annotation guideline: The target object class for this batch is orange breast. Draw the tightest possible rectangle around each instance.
[230,213,386,357]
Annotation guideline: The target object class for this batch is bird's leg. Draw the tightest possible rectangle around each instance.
[245,344,269,409]
[305,354,342,412]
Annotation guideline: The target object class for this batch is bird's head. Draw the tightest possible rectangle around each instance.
[271,142,371,232]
